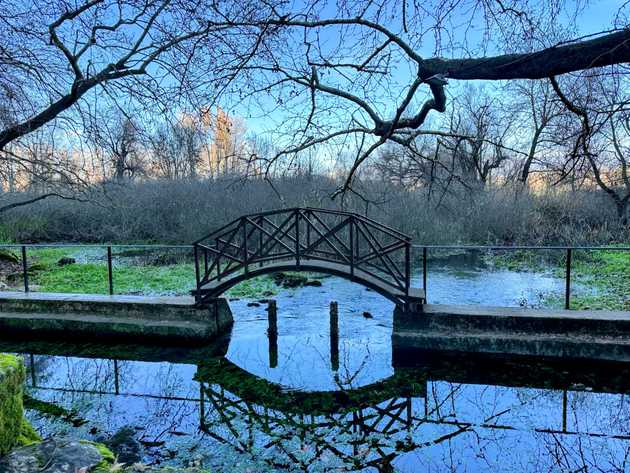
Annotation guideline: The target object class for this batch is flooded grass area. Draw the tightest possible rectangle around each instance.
[477,247,630,310]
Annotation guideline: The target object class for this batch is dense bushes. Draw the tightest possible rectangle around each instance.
[0,176,627,245]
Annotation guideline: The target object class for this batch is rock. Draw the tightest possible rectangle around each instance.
[273,272,308,288]
[149,254,180,266]
[99,426,142,465]
[0,438,110,473]
[304,279,322,287]
[247,302,261,307]
[0,250,19,265]
[57,257,76,266]
[362,311,373,319]
[0,281,8,290]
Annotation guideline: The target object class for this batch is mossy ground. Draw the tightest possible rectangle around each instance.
[0,246,329,300]
[1,247,282,298]
[567,249,630,310]
[79,441,116,472]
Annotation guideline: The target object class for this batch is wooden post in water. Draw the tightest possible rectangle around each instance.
[330,301,339,372]
[267,300,278,368]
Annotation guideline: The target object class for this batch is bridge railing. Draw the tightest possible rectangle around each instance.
[193,208,412,300]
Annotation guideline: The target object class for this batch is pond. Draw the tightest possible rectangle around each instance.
[3,261,625,472]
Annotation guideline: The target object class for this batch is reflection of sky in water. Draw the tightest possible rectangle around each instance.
[226,277,395,391]
[8,264,627,471]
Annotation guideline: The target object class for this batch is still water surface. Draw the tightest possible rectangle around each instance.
[4,262,628,472]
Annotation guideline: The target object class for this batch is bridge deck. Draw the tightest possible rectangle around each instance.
[198,258,425,303]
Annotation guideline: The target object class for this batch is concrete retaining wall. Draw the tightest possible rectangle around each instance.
[394,304,630,362]
[0,292,233,344]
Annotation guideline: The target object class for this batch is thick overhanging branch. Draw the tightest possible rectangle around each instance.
[375,74,448,136]
[419,29,630,80]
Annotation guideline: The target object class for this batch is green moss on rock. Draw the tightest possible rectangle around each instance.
[0,354,26,455]
[79,441,116,473]
[16,418,41,447]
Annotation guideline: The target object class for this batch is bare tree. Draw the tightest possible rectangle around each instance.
[89,115,144,181]
[221,1,630,195]
[510,80,565,184]
[0,0,269,210]
[550,73,630,223]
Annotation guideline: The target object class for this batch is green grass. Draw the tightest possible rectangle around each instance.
[23,247,280,298]
[568,249,630,310]
[30,261,197,296]
[483,249,560,273]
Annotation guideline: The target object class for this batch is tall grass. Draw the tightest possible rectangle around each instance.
[0,176,627,245]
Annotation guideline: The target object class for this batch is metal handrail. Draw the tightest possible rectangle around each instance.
[412,244,630,251]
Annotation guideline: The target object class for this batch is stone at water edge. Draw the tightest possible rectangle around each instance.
[97,426,142,465]
[0,438,111,473]
[57,257,76,267]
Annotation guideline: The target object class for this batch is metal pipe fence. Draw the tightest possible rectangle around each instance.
[0,243,192,296]
[1,243,628,309]
[412,245,630,309]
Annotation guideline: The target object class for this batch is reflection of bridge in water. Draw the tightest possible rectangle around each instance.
[7,338,630,471]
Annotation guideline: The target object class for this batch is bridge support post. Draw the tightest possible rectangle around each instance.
[267,300,278,368]
[330,301,339,371]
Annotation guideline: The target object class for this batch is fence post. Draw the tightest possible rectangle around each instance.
[422,246,428,301]
[405,241,411,297]
[107,246,114,295]
[194,244,201,303]
[330,301,339,371]
[267,300,278,368]
[564,248,572,310]
[21,245,29,293]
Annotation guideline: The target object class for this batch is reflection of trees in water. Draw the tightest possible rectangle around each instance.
[200,380,630,472]
[24,355,203,456]
[18,353,630,471]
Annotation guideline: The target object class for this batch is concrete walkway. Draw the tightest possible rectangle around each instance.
[0,291,232,343]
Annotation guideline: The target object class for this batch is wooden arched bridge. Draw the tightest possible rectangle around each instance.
[192,208,425,307]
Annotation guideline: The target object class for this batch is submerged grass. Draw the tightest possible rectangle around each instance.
[14,247,328,298]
